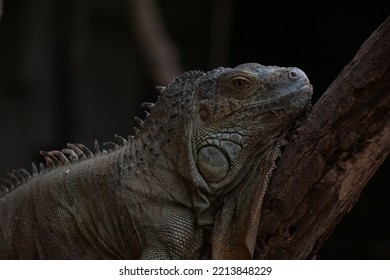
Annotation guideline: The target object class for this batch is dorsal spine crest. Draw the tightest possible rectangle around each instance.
[0,134,130,197]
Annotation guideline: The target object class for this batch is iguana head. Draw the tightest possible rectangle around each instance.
[187,63,311,259]
[145,63,312,259]
[191,63,311,192]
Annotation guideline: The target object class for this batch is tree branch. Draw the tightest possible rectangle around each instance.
[255,16,390,259]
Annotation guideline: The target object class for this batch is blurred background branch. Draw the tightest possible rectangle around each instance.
[208,0,233,68]
[129,0,182,86]
[0,0,3,19]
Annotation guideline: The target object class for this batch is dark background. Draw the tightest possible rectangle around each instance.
[0,0,388,259]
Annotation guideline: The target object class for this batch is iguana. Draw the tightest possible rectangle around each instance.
[0,63,312,259]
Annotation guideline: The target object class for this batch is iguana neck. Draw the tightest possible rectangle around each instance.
[117,129,194,209]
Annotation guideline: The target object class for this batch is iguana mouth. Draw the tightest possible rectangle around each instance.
[239,83,313,111]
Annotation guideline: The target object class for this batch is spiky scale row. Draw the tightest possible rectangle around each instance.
[1,97,154,197]
[115,134,127,145]
[135,117,144,127]
[31,162,39,176]
[0,134,130,197]
[141,102,155,110]
[103,142,119,152]
[0,168,32,195]
[155,86,166,94]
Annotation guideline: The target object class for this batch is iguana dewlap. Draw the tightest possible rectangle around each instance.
[0,63,312,259]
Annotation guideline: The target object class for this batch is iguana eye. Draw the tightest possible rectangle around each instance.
[228,76,254,94]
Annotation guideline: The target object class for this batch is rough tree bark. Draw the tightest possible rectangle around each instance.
[254,16,390,259]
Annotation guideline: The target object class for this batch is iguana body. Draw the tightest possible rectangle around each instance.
[0,63,312,259]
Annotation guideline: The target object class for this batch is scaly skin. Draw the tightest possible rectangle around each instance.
[0,63,312,259]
